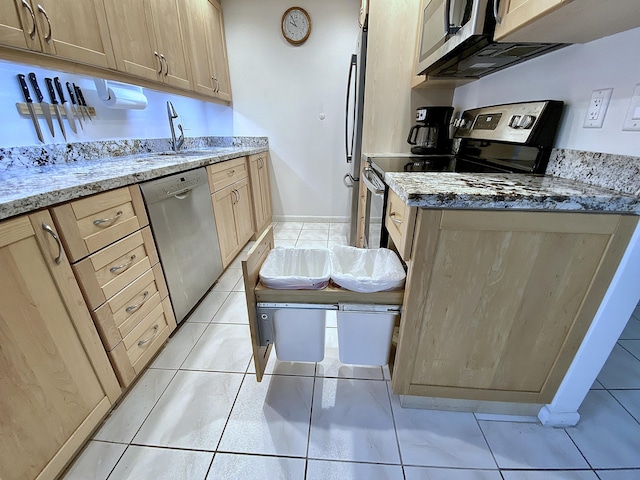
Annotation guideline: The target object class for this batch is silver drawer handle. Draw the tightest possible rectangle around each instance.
[41,223,63,264]
[110,254,136,274]
[125,291,149,314]
[227,169,235,176]
[138,325,159,347]
[389,212,403,225]
[93,210,123,227]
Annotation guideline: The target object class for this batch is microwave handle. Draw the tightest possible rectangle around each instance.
[445,0,462,35]
[493,0,502,24]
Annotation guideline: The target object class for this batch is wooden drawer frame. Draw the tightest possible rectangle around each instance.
[73,227,159,310]
[207,157,248,193]
[385,188,416,260]
[51,185,149,263]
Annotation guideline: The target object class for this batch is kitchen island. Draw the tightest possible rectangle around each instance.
[383,171,640,426]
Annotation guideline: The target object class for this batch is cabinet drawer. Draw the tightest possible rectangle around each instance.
[207,157,248,192]
[52,186,149,262]
[108,297,175,387]
[385,189,416,260]
[92,263,169,350]
[73,227,160,310]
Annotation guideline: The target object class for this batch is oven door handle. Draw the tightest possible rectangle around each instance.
[362,167,385,195]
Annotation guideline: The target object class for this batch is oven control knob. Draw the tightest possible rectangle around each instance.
[519,115,536,129]
[509,115,522,128]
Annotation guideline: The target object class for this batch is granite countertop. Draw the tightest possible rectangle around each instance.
[385,172,640,214]
[0,145,268,220]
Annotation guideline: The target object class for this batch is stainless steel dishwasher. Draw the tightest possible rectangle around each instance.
[140,167,223,323]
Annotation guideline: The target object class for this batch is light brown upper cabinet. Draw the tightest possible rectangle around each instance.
[0,211,120,480]
[494,0,640,43]
[1,0,115,67]
[104,0,191,90]
[180,0,231,100]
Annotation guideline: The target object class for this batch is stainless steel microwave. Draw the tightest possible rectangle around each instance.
[416,0,566,78]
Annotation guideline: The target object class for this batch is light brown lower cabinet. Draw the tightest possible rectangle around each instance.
[248,152,273,236]
[52,186,177,388]
[208,159,255,268]
[0,211,120,480]
[392,209,638,403]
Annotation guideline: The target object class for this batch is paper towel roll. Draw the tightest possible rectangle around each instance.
[94,79,148,110]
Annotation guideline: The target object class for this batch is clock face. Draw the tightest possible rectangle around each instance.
[282,7,311,45]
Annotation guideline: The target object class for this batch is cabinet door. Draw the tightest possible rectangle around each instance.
[148,0,191,90]
[103,0,160,82]
[233,177,255,247]
[31,0,115,67]
[0,212,119,480]
[493,0,565,41]
[180,0,216,96]
[205,0,232,101]
[212,184,239,267]
[392,210,637,404]
[249,154,272,234]
[1,0,40,49]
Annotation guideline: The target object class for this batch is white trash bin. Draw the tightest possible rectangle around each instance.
[260,247,330,289]
[273,308,326,362]
[329,245,405,293]
[337,303,399,366]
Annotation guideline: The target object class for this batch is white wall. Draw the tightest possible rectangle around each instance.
[452,26,640,157]
[222,0,360,222]
[0,59,232,148]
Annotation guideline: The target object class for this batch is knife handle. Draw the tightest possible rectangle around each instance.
[74,84,87,106]
[66,82,77,105]
[53,77,66,103]
[28,73,44,103]
[17,74,33,103]
[44,77,58,104]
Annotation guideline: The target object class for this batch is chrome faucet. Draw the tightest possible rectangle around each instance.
[167,101,184,152]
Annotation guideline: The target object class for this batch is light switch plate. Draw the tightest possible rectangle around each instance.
[584,88,613,128]
[622,84,640,131]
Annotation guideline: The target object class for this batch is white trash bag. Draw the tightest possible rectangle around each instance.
[330,245,406,293]
[259,247,331,289]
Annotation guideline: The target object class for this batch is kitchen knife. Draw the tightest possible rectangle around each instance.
[44,77,67,141]
[53,76,77,134]
[17,74,44,143]
[66,82,84,129]
[74,84,93,122]
[28,73,55,138]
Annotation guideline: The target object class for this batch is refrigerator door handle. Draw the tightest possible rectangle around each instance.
[345,54,357,164]
[343,173,359,188]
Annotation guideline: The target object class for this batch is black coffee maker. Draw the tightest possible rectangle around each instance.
[407,106,454,155]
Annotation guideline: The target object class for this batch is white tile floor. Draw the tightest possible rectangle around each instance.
[63,222,640,480]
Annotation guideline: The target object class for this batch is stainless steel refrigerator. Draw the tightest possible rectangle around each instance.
[344,13,368,246]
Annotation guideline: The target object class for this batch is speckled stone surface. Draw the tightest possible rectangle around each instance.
[546,148,640,196]
[385,172,640,213]
[0,136,268,220]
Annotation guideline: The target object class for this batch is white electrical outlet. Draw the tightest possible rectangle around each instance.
[622,84,640,131]
[584,88,613,128]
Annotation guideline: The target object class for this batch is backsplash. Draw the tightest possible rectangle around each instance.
[546,149,640,197]
[0,136,268,172]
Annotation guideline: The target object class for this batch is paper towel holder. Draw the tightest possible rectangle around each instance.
[94,79,148,110]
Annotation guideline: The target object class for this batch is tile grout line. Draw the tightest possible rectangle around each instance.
[384,379,407,480]
[303,365,319,480]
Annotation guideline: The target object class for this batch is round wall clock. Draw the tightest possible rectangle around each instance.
[281,7,312,45]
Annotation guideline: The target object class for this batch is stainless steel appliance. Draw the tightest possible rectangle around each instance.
[416,0,566,78]
[344,11,368,246]
[140,167,223,323]
[407,106,454,155]
[362,100,563,247]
